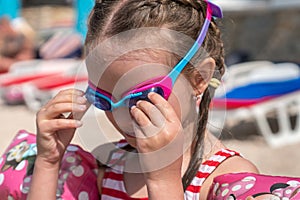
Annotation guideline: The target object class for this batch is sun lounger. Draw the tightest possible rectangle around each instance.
[0,59,83,105]
[210,61,300,147]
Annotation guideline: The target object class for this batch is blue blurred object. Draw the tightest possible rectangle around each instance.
[222,77,300,99]
[74,0,94,41]
[0,0,21,19]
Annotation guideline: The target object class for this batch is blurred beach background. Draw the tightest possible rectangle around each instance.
[0,0,300,178]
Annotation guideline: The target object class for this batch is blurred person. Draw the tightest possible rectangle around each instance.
[0,17,35,73]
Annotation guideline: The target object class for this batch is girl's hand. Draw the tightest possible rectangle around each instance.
[35,89,88,167]
[130,92,184,183]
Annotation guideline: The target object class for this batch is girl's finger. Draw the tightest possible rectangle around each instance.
[131,105,163,138]
[51,93,87,105]
[68,102,91,121]
[39,103,87,119]
[49,89,86,104]
[130,105,151,127]
[147,92,179,123]
[131,117,161,139]
[39,119,82,132]
[56,88,85,96]
[135,100,165,127]
[131,120,147,138]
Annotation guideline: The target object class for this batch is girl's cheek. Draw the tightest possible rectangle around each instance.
[168,94,182,119]
[170,74,197,123]
[168,91,197,125]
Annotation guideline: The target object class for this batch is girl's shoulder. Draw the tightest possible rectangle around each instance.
[200,135,259,200]
[200,151,258,200]
[214,153,259,174]
[203,132,258,175]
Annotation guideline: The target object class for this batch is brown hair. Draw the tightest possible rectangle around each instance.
[85,0,225,190]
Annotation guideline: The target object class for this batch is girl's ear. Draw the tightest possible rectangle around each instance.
[191,57,216,95]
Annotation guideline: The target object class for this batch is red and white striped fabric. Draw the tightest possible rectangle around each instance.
[101,141,240,200]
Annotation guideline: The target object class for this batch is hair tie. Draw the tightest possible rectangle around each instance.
[209,78,221,88]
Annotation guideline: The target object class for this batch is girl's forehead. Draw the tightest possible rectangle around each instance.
[89,55,172,95]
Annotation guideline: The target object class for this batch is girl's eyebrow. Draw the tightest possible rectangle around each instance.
[88,81,113,98]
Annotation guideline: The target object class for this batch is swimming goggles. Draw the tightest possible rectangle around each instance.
[85,1,223,111]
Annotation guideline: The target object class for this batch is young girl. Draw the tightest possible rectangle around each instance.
[27,0,258,199]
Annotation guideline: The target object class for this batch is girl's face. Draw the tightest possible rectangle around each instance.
[91,53,198,147]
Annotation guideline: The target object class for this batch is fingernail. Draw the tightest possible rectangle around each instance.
[77,97,87,104]
[136,101,142,106]
[148,92,155,98]
[76,90,85,95]
[131,105,137,111]
[76,105,87,111]
[75,120,83,127]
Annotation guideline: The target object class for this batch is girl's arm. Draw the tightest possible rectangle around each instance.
[199,134,259,200]
[27,89,88,199]
[145,162,184,200]
[130,92,185,199]
[27,157,60,200]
